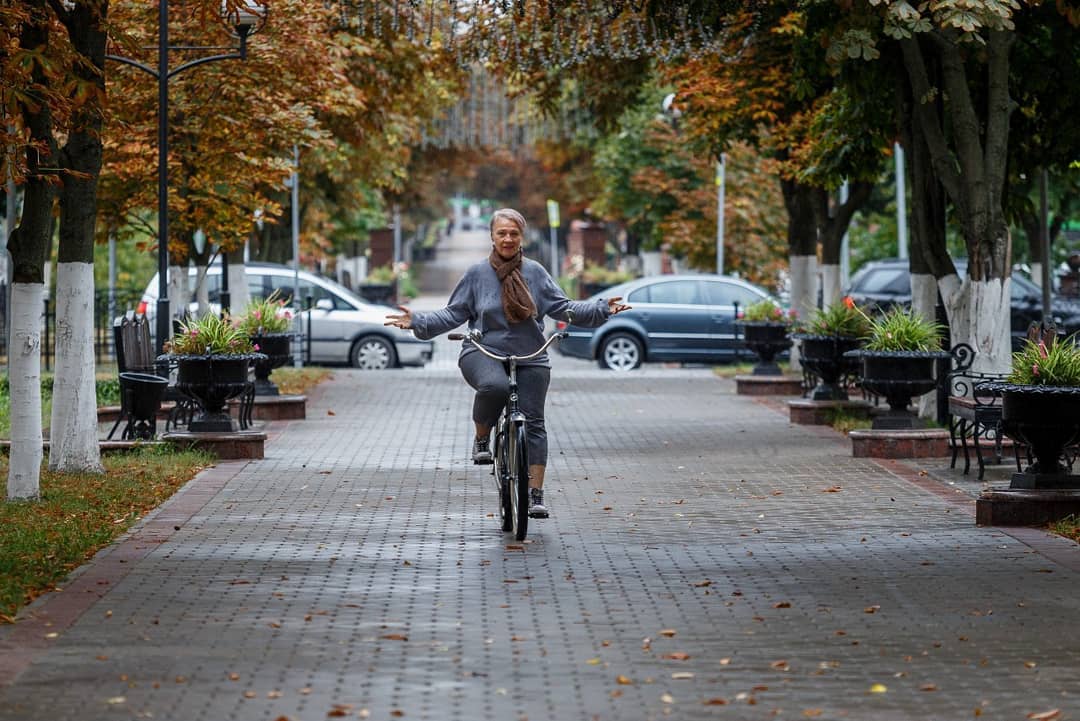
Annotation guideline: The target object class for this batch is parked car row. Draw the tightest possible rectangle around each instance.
[139,262,433,370]
[846,258,1080,349]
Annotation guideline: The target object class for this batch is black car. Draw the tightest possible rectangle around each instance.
[846,258,1080,348]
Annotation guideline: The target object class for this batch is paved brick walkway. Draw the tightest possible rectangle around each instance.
[1,352,1078,721]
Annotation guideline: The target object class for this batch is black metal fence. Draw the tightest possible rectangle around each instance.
[0,287,145,370]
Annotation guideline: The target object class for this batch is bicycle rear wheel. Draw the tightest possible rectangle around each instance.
[509,421,530,541]
[493,417,513,532]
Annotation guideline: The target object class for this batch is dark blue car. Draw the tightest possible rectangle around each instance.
[557,274,777,371]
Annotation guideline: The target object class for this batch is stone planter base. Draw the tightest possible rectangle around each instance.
[228,394,306,421]
[976,489,1080,526]
[735,374,804,396]
[849,428,950,459]
[160,430,266,460]
[788,399,872,426]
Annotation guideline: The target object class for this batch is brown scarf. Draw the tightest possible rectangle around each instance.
[489,248,537,324]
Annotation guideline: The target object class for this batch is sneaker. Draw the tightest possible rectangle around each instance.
[528,488,549,518]
[472,435,493,465]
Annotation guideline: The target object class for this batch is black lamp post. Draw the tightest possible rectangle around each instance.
[106,1,267,356]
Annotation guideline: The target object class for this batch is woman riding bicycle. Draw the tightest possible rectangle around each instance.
[385,208,630,518]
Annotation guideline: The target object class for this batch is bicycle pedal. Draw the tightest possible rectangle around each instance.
[473,458,494,466]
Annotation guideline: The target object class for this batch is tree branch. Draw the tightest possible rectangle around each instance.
[935,32,986,222]
[983,29,1013,212]
[898,36,961,204]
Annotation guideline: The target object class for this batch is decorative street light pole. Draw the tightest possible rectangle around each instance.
[106,1,267,357]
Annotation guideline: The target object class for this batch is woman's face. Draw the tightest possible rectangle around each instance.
[491,217,523,260]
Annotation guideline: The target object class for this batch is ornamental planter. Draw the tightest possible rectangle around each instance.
[793,334,863,401]
[736,321,791,376]
[250,333,293,396]
[845,349,950,429]
[357,280,397,306]
[167,353,265,433]
[976,382,1080,489]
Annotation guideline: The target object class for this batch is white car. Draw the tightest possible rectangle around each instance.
[138,262,432,370]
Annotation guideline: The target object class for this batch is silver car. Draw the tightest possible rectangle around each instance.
[138,262,432,369]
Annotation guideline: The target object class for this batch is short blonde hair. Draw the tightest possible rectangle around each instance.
[489,208,526,237]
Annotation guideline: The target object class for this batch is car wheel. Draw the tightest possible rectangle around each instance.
[351,336,397,370]
[598,332,643,371]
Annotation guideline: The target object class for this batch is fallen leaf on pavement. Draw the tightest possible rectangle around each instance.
[1027,711,1061,721]
[920,683,938,692]
[587,658,602,665]
[659,629,676,637]
[803,711,823,718]
[382,634,408,641]
[664,652,690,661]
[864,605,881,614]
[770,660,789,670]
[660,693,674,704]
[773,602,791,609]
[243,691,257,699]
[616,675,633,685]
[703,698,727,705]
[671,672,694,680]
[693,580,712,587]
[869,683,887,694]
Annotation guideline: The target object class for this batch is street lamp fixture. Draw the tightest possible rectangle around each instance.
[106,1,268,358]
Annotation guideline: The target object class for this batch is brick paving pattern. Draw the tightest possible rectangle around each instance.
[1,350,1077,721]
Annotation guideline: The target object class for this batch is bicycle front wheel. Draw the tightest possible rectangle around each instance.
[509,421,530,541]
[494,418,513,533]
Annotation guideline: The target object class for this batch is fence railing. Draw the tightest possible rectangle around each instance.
[0,287,145,370]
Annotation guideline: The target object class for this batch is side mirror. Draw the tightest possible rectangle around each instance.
[315,298,334,311]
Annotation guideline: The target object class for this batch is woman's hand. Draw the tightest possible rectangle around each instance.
[607,296,632,315]
[384,305,413,330]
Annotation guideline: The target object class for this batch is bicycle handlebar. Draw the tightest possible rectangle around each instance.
[447,311,574,363]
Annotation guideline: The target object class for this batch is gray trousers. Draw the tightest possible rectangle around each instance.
[459,352,551,466]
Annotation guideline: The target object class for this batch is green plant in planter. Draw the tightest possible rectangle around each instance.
[580,262,635,286]
[800,297,872,338]
[1007,326,1080,386]
[234,291,294,336]
[166,312,255,356]
[742,298,795,325]
[365,265,396,284]
[861,306,945,352]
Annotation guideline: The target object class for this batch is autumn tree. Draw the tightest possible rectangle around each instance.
[829,1,1080,372]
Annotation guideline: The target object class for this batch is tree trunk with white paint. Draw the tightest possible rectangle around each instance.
[1029,262,1043,289]
[911,272,940,417]
[194,262,210,316]
[169,262,191,324]
[49,264,103,472]
[50,1,108,473]
[226,246,250,314]
[7,4,57,499]
[820,264,841,310]
[788,255,817,371]
[9,284,44,500]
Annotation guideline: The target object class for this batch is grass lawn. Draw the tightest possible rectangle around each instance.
[0,365,332,623]
[0,445,214,622]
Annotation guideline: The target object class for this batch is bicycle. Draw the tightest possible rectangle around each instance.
[448,319,570,541]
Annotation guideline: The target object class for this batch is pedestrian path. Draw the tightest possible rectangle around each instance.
[1,360,1077,720]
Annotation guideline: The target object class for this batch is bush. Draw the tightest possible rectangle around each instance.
[1008,326,1080,386]
[862,306,945,352]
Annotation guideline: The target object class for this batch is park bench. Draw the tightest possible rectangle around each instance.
[945,343,1022,479]
[107,312,174,440]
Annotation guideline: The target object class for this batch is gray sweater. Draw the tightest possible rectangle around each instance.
[410,258,612,366]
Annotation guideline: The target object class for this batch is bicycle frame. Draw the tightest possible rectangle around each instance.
[449,324,569,540]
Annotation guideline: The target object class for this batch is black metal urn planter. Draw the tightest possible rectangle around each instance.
[845,349,950,429]
[793,334,862,400]
[737,321,791,376]
[977,382,1080,488]
[168,353,266,432]
[250,333,293,396]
